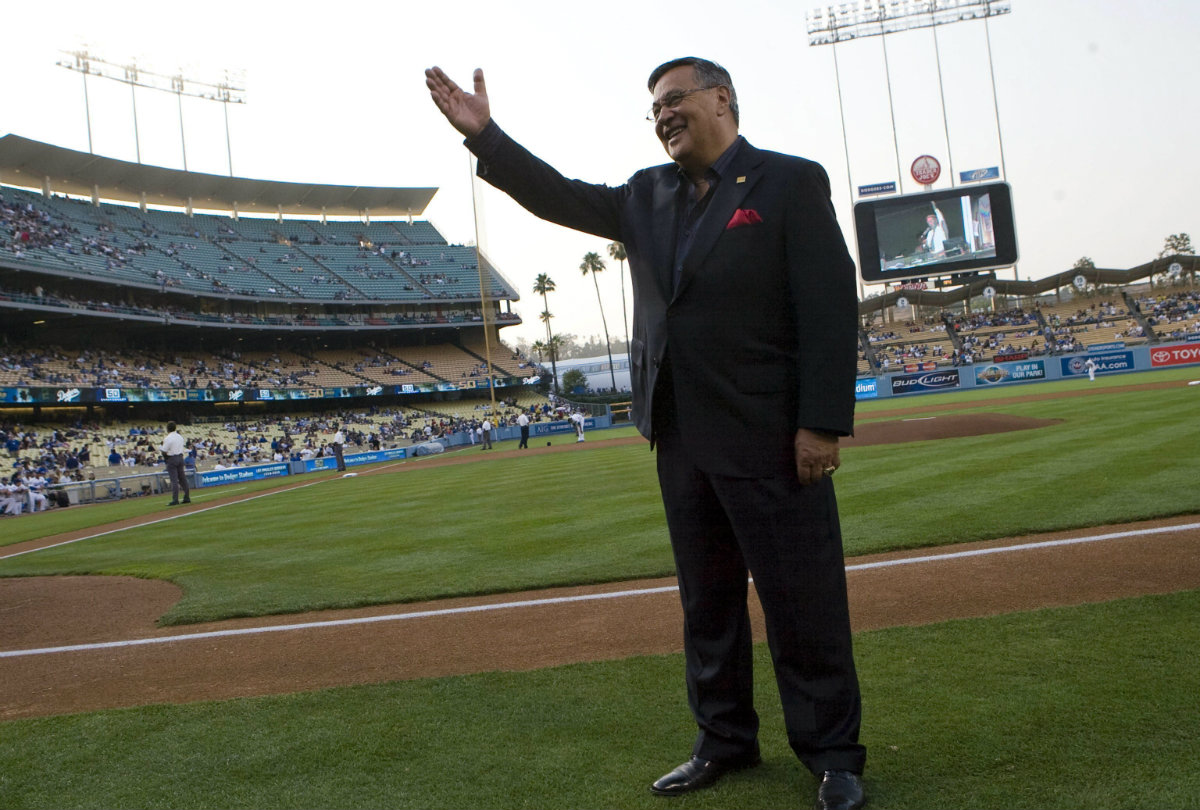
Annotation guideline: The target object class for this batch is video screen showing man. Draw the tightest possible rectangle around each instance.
[876,190,996,274]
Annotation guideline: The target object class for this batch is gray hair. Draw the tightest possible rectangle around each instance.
[647,57,739,126]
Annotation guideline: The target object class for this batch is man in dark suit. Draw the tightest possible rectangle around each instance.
[427,57,865,810]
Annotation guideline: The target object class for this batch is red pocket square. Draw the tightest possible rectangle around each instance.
[725,208,763,230]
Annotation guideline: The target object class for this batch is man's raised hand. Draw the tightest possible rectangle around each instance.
[425,67,490,139]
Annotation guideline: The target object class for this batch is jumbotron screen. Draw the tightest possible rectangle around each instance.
[854,182,1018,284]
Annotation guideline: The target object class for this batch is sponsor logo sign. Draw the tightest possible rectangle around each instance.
[56,388,82,403]
[1088,341,1126,353]
[855,378,879,400]
[198,462,290,487]
[911,155,941,185]
[858,181,897,197]
[1061,351,1133,376]
[993,351,1029,363]
[1150,344,1200,367]
[975,360,1046,385]
[959,166,1000,183]
[891,369,960,395]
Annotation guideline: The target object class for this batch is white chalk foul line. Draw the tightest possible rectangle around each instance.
[3,521,1198,660]
[0,470,381,561]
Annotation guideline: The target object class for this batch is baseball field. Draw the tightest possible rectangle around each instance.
[2,367,1199,809]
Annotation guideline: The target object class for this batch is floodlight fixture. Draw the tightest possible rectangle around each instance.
[806,0,1011,45]
[57,49,246,175]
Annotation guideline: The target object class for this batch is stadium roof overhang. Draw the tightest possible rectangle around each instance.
[0,134,437,218]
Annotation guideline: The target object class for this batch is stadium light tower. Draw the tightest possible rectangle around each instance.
[806,0,1012,194]
[57,50,246,175]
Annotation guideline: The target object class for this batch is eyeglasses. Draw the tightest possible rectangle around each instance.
[646,86,715,122]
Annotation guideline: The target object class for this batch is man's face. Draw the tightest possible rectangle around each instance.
[651,65,731,172]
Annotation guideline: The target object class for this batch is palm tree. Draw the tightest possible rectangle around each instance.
[533,274,559,392]
[580,251,618,391]
[538,310,560,392]
[607,241,630,358]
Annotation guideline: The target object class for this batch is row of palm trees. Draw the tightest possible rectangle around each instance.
[531,241,629,393]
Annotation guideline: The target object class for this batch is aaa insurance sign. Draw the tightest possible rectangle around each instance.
[1061,351,1133,377]
[1150,344,1200,367]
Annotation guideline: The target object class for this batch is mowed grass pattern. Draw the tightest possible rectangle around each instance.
[2,370,1199,808]
[2,375,1198,624]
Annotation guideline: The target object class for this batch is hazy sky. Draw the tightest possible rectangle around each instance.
[4,0,1196,349]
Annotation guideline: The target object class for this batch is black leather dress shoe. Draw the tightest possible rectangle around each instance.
[814,770,865,810]
[649,750,761,796]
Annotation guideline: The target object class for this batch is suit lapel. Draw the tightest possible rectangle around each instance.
[674,141,765,300]
[650,167,681,302]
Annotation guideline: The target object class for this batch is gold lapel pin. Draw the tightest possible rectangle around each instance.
[736,176,746,184]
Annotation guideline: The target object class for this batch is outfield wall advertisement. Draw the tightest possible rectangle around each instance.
[197,462,290,487]
[975,359,1047,386]
[1060,351,1134,377]
[890,369,961,396]
[1150,344,1200,367]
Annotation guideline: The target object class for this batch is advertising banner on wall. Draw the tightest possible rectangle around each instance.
[974,359,1047,386]
[890,369,961,396]
[1149,344,1200,368]
[302,446,408,473]
[197,462,290,487]
[1061,352,1133,377]
[855,378,879,400]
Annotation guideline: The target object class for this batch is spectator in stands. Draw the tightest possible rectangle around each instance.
[1,475,26,516]
[427,58,864,809]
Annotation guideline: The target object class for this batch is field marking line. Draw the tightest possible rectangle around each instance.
[0,458,417,562]
[3,521,1198,660]
[0,478,332,560]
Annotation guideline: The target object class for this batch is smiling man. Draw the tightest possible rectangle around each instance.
[427,57,865,810]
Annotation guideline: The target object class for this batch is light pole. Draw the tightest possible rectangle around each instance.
[806,0,1012,193]
[57,51,246,174]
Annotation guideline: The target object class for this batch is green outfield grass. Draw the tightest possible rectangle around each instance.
[2,368,1199,809]
[2,590,1197,809]
[2,370,1198,624]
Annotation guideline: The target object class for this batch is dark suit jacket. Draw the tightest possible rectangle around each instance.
[467,122,859,478]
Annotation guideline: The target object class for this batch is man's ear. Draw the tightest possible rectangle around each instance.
[714,85,732,116]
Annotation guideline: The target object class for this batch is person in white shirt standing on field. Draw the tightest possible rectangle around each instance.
[159,421,190,506]
[517,410,531,449]
[332,423,347,472]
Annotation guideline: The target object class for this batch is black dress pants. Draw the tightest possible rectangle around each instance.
[654,427,865,776]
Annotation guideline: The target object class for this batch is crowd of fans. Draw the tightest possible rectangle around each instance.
[0,338,537,391]
[2,189,514,305]
[0,394,578,517]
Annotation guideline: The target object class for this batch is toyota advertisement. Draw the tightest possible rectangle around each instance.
[1150,344,1200,368]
